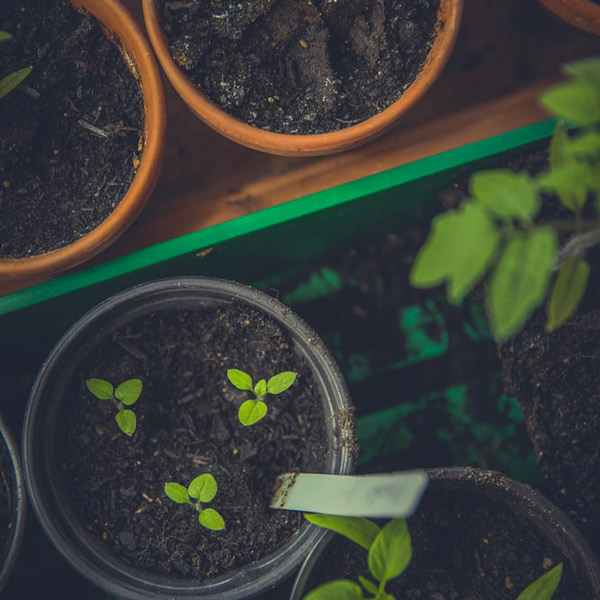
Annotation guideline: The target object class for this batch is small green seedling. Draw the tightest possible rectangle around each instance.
[303,514,411,600]
[304,514,563,600]
[227,369,297,426]
[516,563,563,600]
[0,31,33,100]
[164,473,225,531]
[85,378,142,437]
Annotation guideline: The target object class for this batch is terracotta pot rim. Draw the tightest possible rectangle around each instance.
[0,0,167,280]
[537,0,600,35]
[143,0,463,156]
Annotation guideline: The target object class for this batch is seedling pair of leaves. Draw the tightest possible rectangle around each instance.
[86,378,142,437]
[410,56,600,341]
[0,31,33,100]
[164,473,225,531]
[303,514,563,600]
[227,369,297,425]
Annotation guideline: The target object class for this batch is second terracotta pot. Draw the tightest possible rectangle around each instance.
[143,0,463,156]
[538,0,600,35]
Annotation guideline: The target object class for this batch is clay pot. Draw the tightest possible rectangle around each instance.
[142,0,463,157]
[538,0,600,35]
[0,0,167,281]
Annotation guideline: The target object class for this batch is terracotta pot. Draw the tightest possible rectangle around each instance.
[0,0,167,280]
[142,0,463,157]
[538,0,600,35]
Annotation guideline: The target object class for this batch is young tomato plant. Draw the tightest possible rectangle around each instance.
[227,369,297,425]
[410,56,600,340]
[86,378,142,437]
[0,31,33,100]
[303,514,563,600]
[164,473,225,531]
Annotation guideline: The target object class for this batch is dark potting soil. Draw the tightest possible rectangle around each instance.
[0,435,13,567]
[0,0,143,258]
[303,481,580,600]
[158,0,440,134]
[58,303,329,580]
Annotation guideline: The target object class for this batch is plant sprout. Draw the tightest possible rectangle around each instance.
[227,369,297,426]
[0,31,33,100]
[164,473,225,531]
[303,514,563,600]
[85,378,142,437]
[410,56,600,340]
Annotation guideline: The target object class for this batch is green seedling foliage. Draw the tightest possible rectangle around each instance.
[303,516,411,600]
[516,563,563,600]
[304,514,380,550]
[86,378,142,436]
[488,227,558,340]
[469,170,540,222]
[0,31,32,100]
[227,368,298,426]
[410,56,600,340]
[546,257,590,332]
[164,474,225,531]
[410,201,500,304]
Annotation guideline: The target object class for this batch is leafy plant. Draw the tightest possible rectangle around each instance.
[226,368,297,425]
[164,473,225,531]
[303,514,411,600]
[86,378,142,437]
[410,56,600,340]
[303,514,563,600]
[0,31,33,100]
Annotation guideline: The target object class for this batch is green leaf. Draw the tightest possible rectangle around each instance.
[188,473,217,503]
[549,122,568,170]
[267,371,297,394]
[566,129,600,157]
[227,369,253,391]
[0,31,13,42]
[516,563,563,600]
[198,508,225,530]
[537,162,590,212]
[0,66,33,100]
[115,379,143,406]
[488,227,558,340]
[164,482,190,504]
[358,576,378,595]
[562,56,600,88]
[546,257,590,332]
[254,379,267,396]
[304,579,365,600]
[368,519,412,585]
[470,169,540,221]
[86,378,114,400]
[409,201,500,303]
[238,399,267,425]
[115,409,136,437]
[304,514,380,551]
[540,81,600,125]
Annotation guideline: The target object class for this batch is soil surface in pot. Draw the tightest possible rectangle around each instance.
[158,0,440,134]
[303,480,580,599]
[58,303,329,579]
[0,0,143,258]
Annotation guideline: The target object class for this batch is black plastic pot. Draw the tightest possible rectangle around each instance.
[291,467,600,600]
[0,414,26,594]
[22,277,355,600]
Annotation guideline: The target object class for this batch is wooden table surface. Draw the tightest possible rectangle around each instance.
[2,0,600,297]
